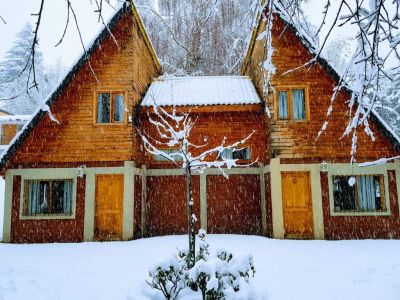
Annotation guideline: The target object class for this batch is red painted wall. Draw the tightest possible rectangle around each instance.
[321,171,400,239]
[10,176,85,243]
[146,175,201,236]
[207,174,262,235]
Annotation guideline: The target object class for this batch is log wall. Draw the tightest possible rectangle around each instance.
[243,14,399,162]
[139,106,268,168]
[8,14,159,166]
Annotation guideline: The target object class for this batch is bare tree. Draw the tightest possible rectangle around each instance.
[136,0,256,75]
[139,103,255,267]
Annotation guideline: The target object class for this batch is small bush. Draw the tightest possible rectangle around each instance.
[147,250,189,300]
[147,230,256,300]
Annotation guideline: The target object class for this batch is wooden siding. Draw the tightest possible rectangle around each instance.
[243,14,399,162]
[1,124,17,145]
[139,107,268,168]
[8,13,160,166]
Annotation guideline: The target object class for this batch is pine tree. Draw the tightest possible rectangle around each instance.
[0,23,47,114]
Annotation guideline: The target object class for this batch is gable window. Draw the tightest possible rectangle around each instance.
[96,92,125,124]
[23,179,73,216]
[332,175,386,212]
[219,147,251,160]
[276,88,307,121]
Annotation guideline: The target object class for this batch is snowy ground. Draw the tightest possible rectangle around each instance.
[0,235,400,300]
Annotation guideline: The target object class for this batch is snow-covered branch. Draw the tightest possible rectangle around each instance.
[257,0,400,163]
[139,103,257,175]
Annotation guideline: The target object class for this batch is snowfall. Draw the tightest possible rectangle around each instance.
[0,180,400,300]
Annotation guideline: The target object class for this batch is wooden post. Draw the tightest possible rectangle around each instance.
[141,165,147,237]
[123,161,135,240]
[186,163,196,268]
[259,164,267,236]
[200,171,207,232]
[270,158,284,238]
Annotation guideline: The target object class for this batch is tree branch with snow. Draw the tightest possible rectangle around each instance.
[138,101,256,267]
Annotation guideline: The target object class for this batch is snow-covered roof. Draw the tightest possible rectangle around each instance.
[142,76,260,107]
[0,115,31,124]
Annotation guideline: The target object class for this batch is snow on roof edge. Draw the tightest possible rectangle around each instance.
[371,109,400,146]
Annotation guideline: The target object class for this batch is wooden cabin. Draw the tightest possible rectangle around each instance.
[0,3,161,243]
[0,110,30,152]
[242,5,400,239]
[1,2,400,243]
[138,76,268,237]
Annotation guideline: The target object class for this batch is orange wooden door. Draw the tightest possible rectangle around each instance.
[95,174,124,240]
[281,172,314,239]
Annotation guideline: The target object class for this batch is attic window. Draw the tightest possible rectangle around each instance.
[276,88,307,121]
[96,92,125,124]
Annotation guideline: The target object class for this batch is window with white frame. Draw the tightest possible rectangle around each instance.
[332,175,386,212]
[23,179,74,216]
[219,147,251,160]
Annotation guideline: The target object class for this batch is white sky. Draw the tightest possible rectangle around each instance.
[0,0,396,70]
[0,0,118,68]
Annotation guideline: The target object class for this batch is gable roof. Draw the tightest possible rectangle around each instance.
[142,76,260,107]
[242,3,400,152]
[0,2,161,169]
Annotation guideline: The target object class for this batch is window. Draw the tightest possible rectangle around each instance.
[276,88,307,120]
[219,147,251,160]
[96,92,125,124]
[23,179,73,216]
[332,175,386,212]
[154,149,182,161]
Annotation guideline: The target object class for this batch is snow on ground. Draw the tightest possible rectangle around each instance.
[0,178,4,241]
[0,235,400,300]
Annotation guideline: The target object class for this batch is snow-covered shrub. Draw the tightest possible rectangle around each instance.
[147,229,256,300]
[188,229,256,299]
[147,250,189,300]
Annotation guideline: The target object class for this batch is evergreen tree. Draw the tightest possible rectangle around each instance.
[0,23,47,114]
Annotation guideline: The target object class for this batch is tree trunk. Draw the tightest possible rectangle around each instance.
[186,163,196,268]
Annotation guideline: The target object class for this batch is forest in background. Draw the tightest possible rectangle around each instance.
[0,0,399,138]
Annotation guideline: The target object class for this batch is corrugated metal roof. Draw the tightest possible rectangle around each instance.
[141,76,261,106]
